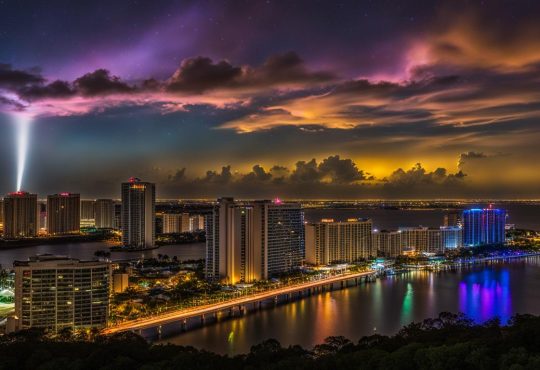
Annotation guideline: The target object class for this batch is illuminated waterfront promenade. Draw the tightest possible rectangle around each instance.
[103,270,376,334]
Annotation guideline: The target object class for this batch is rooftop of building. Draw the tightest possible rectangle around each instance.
[5,191,36,197]
[310,218,372,224]
[13,254,109,267]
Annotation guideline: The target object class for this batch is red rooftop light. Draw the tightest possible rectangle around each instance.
[8,191,27,196]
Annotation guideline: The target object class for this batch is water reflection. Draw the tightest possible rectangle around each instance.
[163,259,540,355]
[401,283,413,326]
[458,268,512,323]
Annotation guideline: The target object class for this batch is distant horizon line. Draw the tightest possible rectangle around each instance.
[2,196,539,203]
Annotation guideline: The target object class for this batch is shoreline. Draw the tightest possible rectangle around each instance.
[0,237,114,251]
[400,252,540,271]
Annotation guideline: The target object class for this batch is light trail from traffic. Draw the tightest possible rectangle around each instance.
[104,270,376,334]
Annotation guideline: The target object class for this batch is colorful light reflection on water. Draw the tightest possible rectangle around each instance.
[458,268,512,323]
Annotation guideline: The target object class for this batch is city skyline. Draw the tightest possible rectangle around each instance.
[2,1,540,199]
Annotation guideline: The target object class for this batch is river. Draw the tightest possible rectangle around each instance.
[0,242,206,269]
[161,257,540,354]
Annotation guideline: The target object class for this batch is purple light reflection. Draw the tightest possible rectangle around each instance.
[458,269,512,323]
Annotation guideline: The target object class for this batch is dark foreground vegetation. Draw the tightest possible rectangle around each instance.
[3,312,540,369]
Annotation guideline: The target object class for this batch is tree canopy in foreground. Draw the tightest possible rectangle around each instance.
[2,312,540,369]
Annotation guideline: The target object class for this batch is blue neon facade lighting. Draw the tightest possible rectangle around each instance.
[463,208,506,246]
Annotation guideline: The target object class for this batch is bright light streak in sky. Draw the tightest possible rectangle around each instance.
[14,114,32,191]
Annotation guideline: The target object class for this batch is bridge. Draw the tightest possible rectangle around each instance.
[103,270,376,335]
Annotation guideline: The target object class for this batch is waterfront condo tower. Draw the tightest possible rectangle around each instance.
[2,191,38,238]
[162,212,191,233]
[47,193,81,235]
[372,230,402,257]
[95,199,115,229]
[305,218,373,264]
[205,198,304,283]
[12,255,110,333]
[121,178,156,248]
[463,207,506,246]
[80,199,96,228]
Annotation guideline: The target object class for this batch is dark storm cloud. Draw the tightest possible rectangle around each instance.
[458,151,487,168]
[240,165,272,183]
[159,155,470,199]
[199,166,233,184]
[0,64,44,89]
[166,52,335,93]
[243,52,335,87]
[74,69,135,96]
[19,80,75,100]
[167,57,242,93]
[168,167,187,183]
[385,164,465,187]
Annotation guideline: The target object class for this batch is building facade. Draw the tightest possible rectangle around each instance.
[162,212,190,233]
[463,208,506,246]
[373,230,402,257]
[3,192,38,238]
[443,211,461,227]
[47,193,81,235]
[399,226,462,254]
[95,199,114,229]
[305,219,373,265]
[13,255,110,333]
[0,199,3,232]
[440,226,463,249]
[80,200,96,228]
[113,202,122,230]
[189,214,205,231]
[205,198,304,284]
[121,178,155,248]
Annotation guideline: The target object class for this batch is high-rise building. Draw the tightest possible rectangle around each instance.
[0,199,4,232]
[399,227,429,253]
[162,213,190,233]
[205,198,240,283]
[80,200,96,228]
[47,193,81,235]
[443,211,461,227]
[113,202,122,230]
[440,226,463,249]
[257,200,304,279]
[305,218,373,265]
[189,214,205,231]
[399,226,463,254]
[3,192,38,238]
[463,208,506,246]
[95,199,114,229]
[38,201,47,233]
[121,178,155,248]
[373,230,402,257]
[205,198,304,283]
[399,227,436,254]
[13,255,110,333]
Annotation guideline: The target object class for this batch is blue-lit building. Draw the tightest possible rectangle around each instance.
[463,208,506,246]
[440,226,463,249]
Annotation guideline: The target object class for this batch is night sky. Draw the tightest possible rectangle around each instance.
[1,0,539,199]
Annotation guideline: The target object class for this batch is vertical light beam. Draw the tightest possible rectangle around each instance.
[15,114,32,192]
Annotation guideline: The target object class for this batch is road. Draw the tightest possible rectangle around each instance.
[103,270,375,333]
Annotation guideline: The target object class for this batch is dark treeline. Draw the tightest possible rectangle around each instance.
[2,312,540,369]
